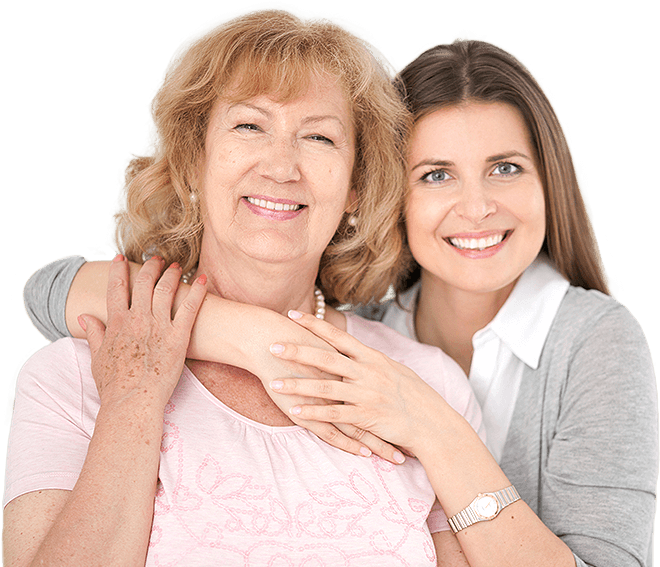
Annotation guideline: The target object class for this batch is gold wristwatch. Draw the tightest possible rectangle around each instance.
[448,485,521,533]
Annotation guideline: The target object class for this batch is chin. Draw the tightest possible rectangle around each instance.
[237,229,303,255]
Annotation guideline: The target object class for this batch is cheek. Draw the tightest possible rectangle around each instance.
[526,186,546,238]
[405,190,447,244]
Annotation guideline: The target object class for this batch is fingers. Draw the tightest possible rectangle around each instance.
[295,420,374,459]
[270,376,351,402]
[173,274,207,332]
[289,401,361,425]
[112,257,204,328]
[291,416,406,465]
[270,342,356,378]
[77,314,106,359]
[106,254,130,317]
[335,424,407,465]
[287,310,366,360]
[130,256,166,313]
[290,403,406,465]
[151,263,183,320]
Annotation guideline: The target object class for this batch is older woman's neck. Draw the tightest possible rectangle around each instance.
[197,254,320,318]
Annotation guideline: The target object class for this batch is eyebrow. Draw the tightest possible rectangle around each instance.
[486,150,533,162]
[227,104,348,133]
[410,151,533,172]
[227,102,271,118]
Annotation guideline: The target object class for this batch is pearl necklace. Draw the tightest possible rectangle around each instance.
[182,268,326,320]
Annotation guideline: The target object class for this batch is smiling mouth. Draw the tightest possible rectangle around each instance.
[446,231,511,251]
[245,197,304,212]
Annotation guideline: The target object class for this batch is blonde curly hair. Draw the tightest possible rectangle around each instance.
[116,10,410,306]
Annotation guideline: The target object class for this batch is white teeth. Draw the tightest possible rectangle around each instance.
[449,233,506,251]
[246,197,302,211]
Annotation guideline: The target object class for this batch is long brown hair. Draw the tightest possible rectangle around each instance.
[397,40,608,294]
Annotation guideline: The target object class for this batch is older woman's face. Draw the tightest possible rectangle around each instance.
[198,75,355,268]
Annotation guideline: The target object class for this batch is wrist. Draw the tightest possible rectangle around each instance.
[98,387,170,422]
[403,385,469,458]
[413,412,512,516]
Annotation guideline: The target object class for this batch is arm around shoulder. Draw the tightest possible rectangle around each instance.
[542,297,657,566]
[23,256,86,341]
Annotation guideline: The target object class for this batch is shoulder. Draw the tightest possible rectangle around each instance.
[539,287,656,436]
[558,286,632,323]
[17,338,94,407]
[20,338,89,377]
[550,287,649,353]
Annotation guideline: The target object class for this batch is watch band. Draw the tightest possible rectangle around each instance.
[448,485,521,534]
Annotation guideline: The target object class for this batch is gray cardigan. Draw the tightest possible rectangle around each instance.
[498,286,657,566]
[23,258,659,566]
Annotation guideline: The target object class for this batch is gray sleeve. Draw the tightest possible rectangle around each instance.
[545,304,657,566]
[23,256,87,342]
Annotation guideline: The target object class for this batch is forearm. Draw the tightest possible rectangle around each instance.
[27,398,163,566]
[64,261,335,377]
[414,406,575,567]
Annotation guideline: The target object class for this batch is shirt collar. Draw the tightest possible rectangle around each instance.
[474,254,569,369]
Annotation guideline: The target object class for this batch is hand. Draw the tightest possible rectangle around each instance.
[259,339,404,465]
[274,395,402,464]
[78,255,207,410]
[269,310,448,457]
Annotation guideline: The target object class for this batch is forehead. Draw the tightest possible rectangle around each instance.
[212,74,354,128]
[410,102,532,158]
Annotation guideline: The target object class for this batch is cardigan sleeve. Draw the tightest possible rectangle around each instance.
[23,256,87,341]
[541,301,657,567]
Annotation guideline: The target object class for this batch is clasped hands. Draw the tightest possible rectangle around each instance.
[269,310,446,463]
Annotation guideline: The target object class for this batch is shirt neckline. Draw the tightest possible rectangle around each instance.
[182,365,306,434]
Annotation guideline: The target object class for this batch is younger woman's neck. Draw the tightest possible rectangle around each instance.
[414,271,514,376]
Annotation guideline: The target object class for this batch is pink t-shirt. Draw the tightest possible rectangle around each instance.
[4,313,483,566]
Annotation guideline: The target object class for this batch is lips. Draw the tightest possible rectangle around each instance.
[446,230,511,251]
[245,196,304,212]
[242,195,307,222]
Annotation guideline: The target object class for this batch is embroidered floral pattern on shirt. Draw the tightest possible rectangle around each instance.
[145,379,441,566]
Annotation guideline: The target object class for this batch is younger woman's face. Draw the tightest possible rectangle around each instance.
[406,102,546,297]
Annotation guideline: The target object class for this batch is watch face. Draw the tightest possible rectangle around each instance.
[474,494,499,519]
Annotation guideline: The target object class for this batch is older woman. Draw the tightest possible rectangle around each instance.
[4,11,483,567]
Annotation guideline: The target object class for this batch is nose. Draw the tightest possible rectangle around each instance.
[453,180,496,224]
[258,137,301,184]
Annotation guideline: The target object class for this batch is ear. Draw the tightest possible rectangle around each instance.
[345,189,358,214]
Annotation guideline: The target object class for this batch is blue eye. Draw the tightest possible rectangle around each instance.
[492,162,521,176]
[421,169,450,184]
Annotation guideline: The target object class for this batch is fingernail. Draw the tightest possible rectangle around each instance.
[112,253,124,262]
[270,343,284,354]
[170,262,181,270]
[288,310,303,320]
[77,315,87,331]
[393,451,406,464]
[196,274,207,285]
[290,406,302,416]
[360,447,372,457]
[270,380,283,391]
